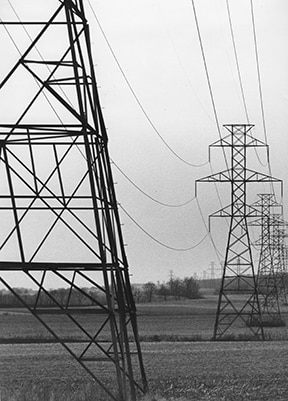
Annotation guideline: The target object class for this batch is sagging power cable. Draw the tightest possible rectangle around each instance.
[196,196,224,260]
[119,203,209,252]
[87,0,208,168]
[226,0,267,168]
[111,158,195,208]
[190,0,229,174]
[250,0,275,194]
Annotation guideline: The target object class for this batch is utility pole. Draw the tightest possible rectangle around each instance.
[196,124,281,340]
[0,2,147,400]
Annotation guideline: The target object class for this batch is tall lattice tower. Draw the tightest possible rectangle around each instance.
[196,124,281,340]
[249,194,283,326]
[0,1,147,400]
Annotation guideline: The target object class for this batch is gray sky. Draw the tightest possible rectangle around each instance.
[1,0,288,286]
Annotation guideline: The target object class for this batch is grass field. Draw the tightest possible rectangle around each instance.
[1,293,288,400]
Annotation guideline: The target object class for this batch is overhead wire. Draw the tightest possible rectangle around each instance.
[196,197,224,261]
[154,0,216,126]
[87,0,231,248]
[119,203,209,252]
[101,0,233,254]
[87,0,208,169]
[250,0,276,195]
[190,0,230,231]
[225,0,267,168]
[190,0,229,173]
[250,0,268,145]
[87,0,226,253]
[112,158,223,254]
[226,0,249,123]
[111,158,196,208]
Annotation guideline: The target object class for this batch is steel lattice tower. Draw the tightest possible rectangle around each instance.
[271,217,288,304]
[196,124,281,340]
[0,1,147,400]
[249,194,283,326]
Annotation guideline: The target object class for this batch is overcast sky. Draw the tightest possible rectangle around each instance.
[1,0,288,286]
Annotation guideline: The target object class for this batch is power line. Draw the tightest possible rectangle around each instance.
[87,2,230,253]
[195,196,224,260]
[87,0,208,168]
[250,0,267,145]
[88,1,229,234]
[226,0,267,168]
[87,0,229,234]
[226,0,249,123]
[190,0,230,227]
[112,159,229,250]
[250,0,275,195]
[190,0,230,174]
[111,158,195,208]
[118,203,209,252]
[190,0,221,135]
[155,0,215,126]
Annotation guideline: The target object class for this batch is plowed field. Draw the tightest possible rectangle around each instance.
[1,297,288,400]
[1,341,288,400]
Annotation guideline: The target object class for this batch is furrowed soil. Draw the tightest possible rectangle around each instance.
[1,342,288,400]
[1,295,288,400]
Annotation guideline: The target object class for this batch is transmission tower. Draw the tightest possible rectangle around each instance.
[0,1,147,400]
[249,194,283,326]
[271,217,288,304]
[196,124,281,340]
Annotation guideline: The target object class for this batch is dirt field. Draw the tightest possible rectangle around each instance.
[1,341,288,400]
[1,296,288,400]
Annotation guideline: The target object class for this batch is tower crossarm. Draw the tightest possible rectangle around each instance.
[209,124,267,148]
[252,193,281,209]
[197,168,281,184]
[196,169,231,184]
[209,204,261,220]
[245,169,282,184]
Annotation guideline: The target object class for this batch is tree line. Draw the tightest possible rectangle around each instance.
[0,276,201,307]
[0,287,104,308]
[131,276,201,303]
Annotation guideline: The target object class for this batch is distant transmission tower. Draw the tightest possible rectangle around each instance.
[196,124,281,340]
[0,1,147,400]
[271,217,288,304]
[249,194,283,326]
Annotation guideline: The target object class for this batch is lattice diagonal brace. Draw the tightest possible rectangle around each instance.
[0,1,147,400]
[196,124,282,340]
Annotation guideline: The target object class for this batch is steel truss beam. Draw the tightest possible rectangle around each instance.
[0,1,147,400]
[196,124,281,340]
